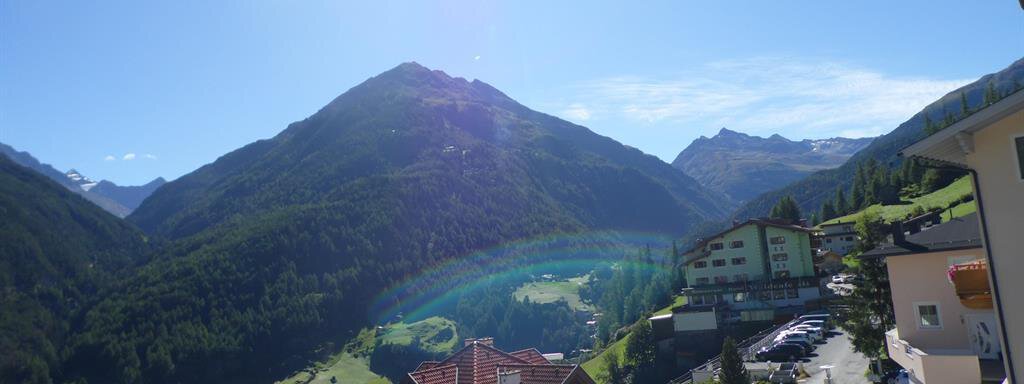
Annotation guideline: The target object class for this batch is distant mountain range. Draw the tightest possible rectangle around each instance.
[671,128,873,202]
[734,57,1024,220]
[0,142,165,217]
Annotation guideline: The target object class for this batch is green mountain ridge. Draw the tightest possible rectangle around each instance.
[59,62,729,383]
[0,154,149,383]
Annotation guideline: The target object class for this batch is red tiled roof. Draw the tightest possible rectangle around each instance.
[509,348,550,365]
[406,341,594,384]
[409,364,458,384]
[497,364,595,384]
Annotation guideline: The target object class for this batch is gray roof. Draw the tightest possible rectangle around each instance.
[860,212,982,258]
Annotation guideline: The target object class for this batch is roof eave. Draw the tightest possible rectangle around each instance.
[900,89,1024,165]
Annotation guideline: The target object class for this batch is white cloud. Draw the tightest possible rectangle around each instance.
[561,103,592,122]
[552,57,971,138]
[104,155,116,161]
[474,55,481,61]
[143,154,157,160]
[123,153,136,160]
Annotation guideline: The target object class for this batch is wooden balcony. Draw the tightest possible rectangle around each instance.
[949,260,993,309]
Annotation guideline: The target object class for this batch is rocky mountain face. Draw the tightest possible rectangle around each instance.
[671,128,873,202]
[0,143,165,216]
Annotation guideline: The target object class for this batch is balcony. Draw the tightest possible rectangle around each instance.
[885,329,993,384]
[949,260,993,309]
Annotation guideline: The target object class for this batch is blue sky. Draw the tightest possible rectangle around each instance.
[1,1,1022,185]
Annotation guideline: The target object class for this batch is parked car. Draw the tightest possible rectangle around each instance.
[775,330,815,344]
[798,319,829,330]
[774,340,813,354]
[755,344,805,362]
[788,325,825,340]
[831,274,846,284]
[780,328,820,342]
[774,336,815,351]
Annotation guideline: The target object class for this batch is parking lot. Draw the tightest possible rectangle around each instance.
[745,328,871,383]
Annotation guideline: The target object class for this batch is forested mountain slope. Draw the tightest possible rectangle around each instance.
[733,57,1024,219]
[64,62,728,383]
[0,155,148,383]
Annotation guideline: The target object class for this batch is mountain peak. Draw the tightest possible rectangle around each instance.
[716,127,743,137]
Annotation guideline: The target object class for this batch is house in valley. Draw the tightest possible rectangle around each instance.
[401,337,595,384]
[816,221,858,256]
[900,88,1024,384]
[861,213,1005,384]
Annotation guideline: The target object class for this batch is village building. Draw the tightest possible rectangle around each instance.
[861,213,1005,384]
[900,88,1024,384]
[815,221,858,256]
[401,337,595,384]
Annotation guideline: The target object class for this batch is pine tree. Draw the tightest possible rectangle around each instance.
[810,212,820,226]
[600,350,627,384]
[851,165,866,210]
[718,337,750,384]
[625,319,657,383]
[770,196,801,224]
[821,201,837,221]
[983,81,998,106]
[959,91,971,117]
[923,114,937,135]
[834,187,848,216]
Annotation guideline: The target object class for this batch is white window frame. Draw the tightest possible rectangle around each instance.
[1013,133,1024,182]
[913,301,942,330]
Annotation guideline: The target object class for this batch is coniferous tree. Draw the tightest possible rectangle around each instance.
[960,91,971,117]
[834,187,848,216]
[984,81,998,106]
[601,350,627,384]
[810,212,820,226]
[851,165,866,210]
[625,319,657,383]
[820,201,837,221]
[770,196,801,224]
[841,209,894,360]
[923,114,938,135]
[718,337,750,384]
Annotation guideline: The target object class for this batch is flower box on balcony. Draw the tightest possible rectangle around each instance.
[949,261,993,309]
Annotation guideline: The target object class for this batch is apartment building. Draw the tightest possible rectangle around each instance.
[862,213,1004,384]
[816,221,858,256]
[900,88,1024,384]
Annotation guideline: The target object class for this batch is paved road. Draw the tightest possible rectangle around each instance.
[799,329,871,384]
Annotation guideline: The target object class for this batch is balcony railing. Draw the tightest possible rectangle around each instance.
[949,260,992,309]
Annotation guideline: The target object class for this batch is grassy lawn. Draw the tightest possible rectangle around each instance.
[582,333,630,383]
[513,275,593,312]
[379,316,459,353]
[822,176,973,225]
[276,352,389,384]
[653,295,687,316]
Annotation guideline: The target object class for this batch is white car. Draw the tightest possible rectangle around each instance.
[789,325,824,340]
[781,328,820,342]
[775,331,813,344]
[831,275,846,284]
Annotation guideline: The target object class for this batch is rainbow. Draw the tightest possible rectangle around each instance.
[368,229,677,323]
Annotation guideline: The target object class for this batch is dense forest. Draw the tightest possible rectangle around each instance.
[0,156,149,383]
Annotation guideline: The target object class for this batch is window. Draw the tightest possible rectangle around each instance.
[733,274,748,282]
[1016,135,1024,180]
[772,253,789,261]
[774,270,790,279]
[694,261,707,269]
[758,291,770,301]
[714,275,729,284]
[709,242,724,251]
[712,259,727,267]
[845,236,855,242]
[770,236,786,245]
[730,240,744,249]
[826,238,833,244]
[915,303,942,329]
[786,288,799,299]
[773,290,785,300]
[733,292,747,302]
[692,295,704,305]
[695,277,709,285]
[731,257,747,265]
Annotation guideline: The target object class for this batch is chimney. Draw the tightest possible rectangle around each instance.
[478,337,494,346]
[464,338,476,346]
[892,221,907,246]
